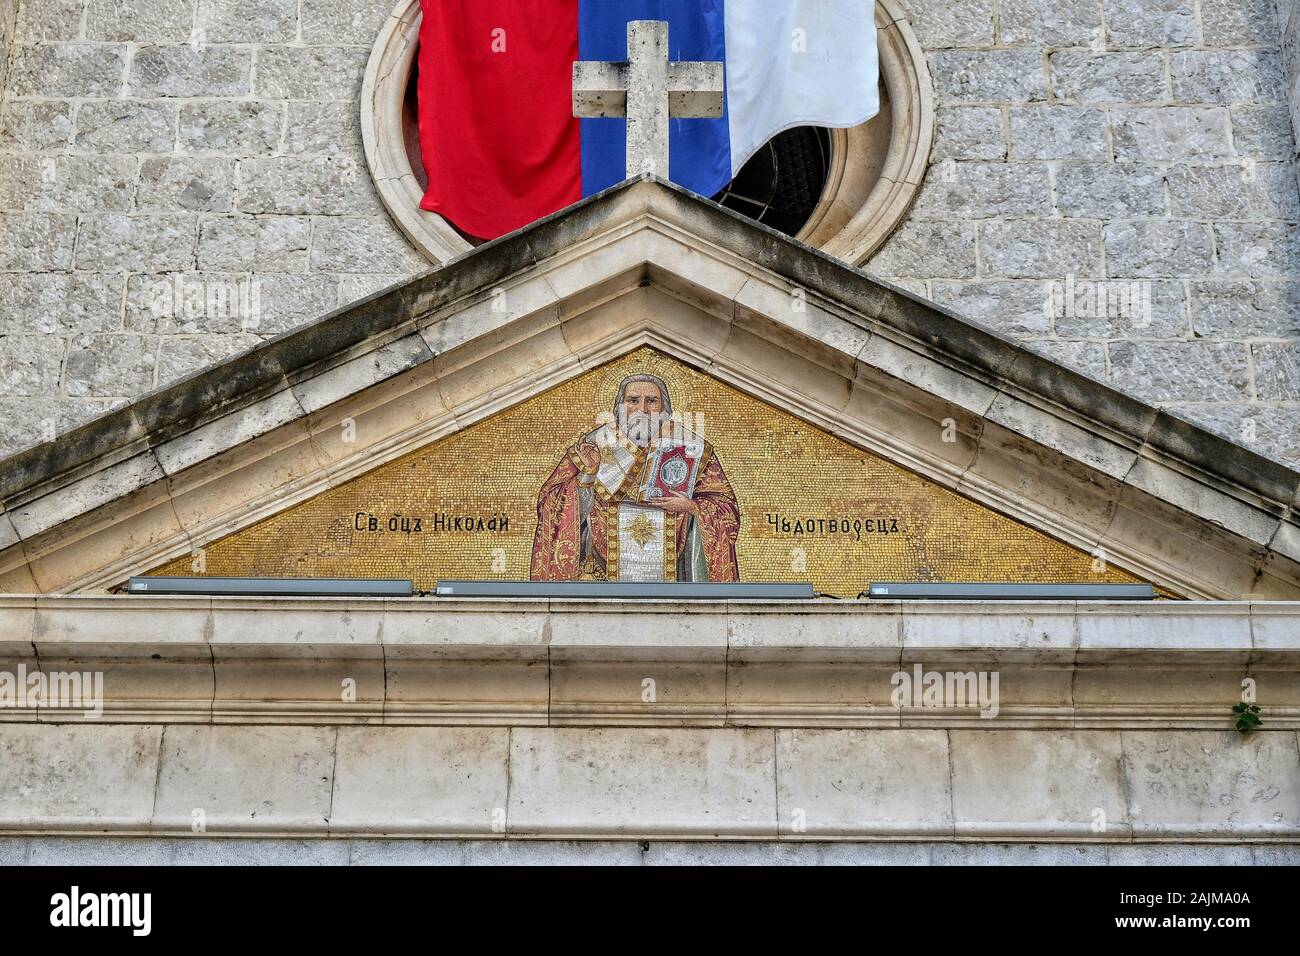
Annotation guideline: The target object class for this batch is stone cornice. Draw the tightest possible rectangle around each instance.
[2,596,1296,729]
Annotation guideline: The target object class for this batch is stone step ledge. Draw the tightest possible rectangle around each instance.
[0,726,1295,842]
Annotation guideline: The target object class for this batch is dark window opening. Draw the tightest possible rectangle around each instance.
[711,126,831,237]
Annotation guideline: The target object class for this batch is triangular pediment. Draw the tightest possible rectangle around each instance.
[0,180,1296,599]
[144,346,1152,597]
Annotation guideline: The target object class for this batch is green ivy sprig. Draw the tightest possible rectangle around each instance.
[1232,702,1262,735]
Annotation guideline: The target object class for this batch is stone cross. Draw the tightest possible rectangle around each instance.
[572,20,725,180]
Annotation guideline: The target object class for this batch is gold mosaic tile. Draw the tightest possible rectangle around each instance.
[150,347,1157,597]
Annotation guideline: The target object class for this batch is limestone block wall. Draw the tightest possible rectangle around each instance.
[0,3,14,98]
[877,0,1300,468]
[0,0,1297,468]
[1283,0,1300,159]
[0,0,425,456]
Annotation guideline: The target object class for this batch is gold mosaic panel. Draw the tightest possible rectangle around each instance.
[150,347,1153,596]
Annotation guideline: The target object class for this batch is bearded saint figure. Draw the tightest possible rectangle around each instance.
[530,373,740,582]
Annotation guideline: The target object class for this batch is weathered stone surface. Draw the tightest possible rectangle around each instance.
[1191,280,1300,338]
[240,273,341,335]
[0,272,125,335]
[0,213,77,270]
[73,99,177,152]
[508,728,777,836]
[1200,0,1281,45]
[1171,51,1284,106]
[951,731,1129,838]
[86,0,192,41]
[1009,106,1108,160]
[980,221,1101,278]
[1214,222,1300,279]
[130,45,251,97]
[137,157,238,212]
[1104,221,1215,278]
[0,156,135,212]
[237,156,381,215]
[284,101,359,154]
[1167,403,1300,466]
[8,837,1297,866]
[1025,339,1107,381]
[197,216,311,272]
[1054,163,1167,218]
[1052,278,1189,339]
[1109,341,1251,402]
[893,0,993,48]
[338,275,409,306]
[929,280,1054,336]
[1049,52,1167,104]
[194,0,298,44]
[63,335,159,398]
[179,101,284,155]
[152,726,335,832]
[8,43,126,97]
[1103,0,1197,47]
[1190,165,1300,223]
[1230,106,1296,160]
[301,0,395,45]
[156,333,262,386]
[932,106,1005,161]
[124,271,262,334]
[0,335,64,396]
[254,46,367,101]
[999,0,1102,46]
[0,101,75,151]
[1122,732,1300,837]
[931,51,1047,103]
[13,0,85,41]
[0,725,161,830]
[1254,343,1300,401]
[0,398,126,456]
[310,218,426,274]
[1111,108,1234,162]
[1168,163,1300,220]
[867,221,978,278]
[911,162,1051,218]
[330,728,509,835]
[775,730,953,837]
[75,213,196,271]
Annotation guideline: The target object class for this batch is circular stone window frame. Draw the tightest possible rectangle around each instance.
[361,0,932,267]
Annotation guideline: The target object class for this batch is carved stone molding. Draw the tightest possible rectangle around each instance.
[1,596,1295,729]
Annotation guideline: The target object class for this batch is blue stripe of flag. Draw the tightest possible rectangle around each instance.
[577,0,732,198]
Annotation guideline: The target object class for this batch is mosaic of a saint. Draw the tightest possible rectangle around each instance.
[530,374,740,582]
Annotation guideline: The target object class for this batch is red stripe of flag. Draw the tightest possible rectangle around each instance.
[417,0,582,241]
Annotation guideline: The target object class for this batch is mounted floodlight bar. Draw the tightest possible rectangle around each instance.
[866,582,1156,600]
[434,581,815,599]
[126,577,414,597]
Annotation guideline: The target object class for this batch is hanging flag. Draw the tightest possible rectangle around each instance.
[416,0,879,240]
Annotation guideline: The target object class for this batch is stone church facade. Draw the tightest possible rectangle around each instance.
[0,1,1298,864]
[1,0,1298,468]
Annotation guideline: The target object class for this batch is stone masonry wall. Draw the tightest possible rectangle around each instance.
[0,0,425,455]
[0,0,1297,470]
[0,3,15,101]
[875,0,1300,467]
